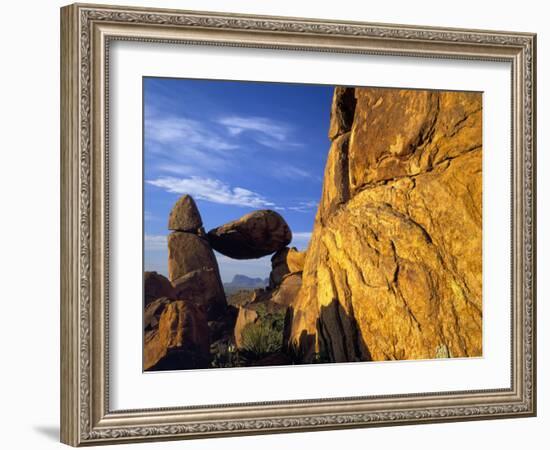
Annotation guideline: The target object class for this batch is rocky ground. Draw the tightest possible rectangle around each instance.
[144,85,482,371]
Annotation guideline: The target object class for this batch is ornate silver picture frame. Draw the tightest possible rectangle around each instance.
[60,3,536,446]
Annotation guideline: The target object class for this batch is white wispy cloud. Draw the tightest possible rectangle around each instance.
[145,114,239,178]
[146,114,300,181]
[284,167,313,178]
[154,162,197,176]
[287,201,318,213]
[144,234,167,251]
[218,116,288,140]
[146,116,237,151]
[269,165,317,181]
[217,116,299,149]
[146,176,276,209]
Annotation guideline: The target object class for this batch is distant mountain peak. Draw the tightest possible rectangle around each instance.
[223,274,269,295]
[231,274,266,284]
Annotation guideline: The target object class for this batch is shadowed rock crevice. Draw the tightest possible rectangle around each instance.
[316,300,368,363]
[328,86,357,140]
[285,299,371,364]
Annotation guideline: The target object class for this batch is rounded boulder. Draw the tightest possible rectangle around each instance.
[207,210,292,259]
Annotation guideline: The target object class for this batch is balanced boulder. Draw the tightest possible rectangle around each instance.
[166,195,227,321]
[207,210,292,259]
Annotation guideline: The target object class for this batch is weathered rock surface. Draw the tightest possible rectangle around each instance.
[348,88,482,190]
[269,247,290,288]
[207,210,292,259]
[144,271,174,306]
[167,232,227,319]
[226,289,258,307]
[288,87,483,363]
[286,248,306,273]
[168,194,203,232]
[269,247,306,288]
[172,268,226,318]
[167,232,219,281]
[144,297,171,333]
[233,307,259,348]
[144,299,210,370]
[270,273,302,307]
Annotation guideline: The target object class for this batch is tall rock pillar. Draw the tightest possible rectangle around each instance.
[166,195,227,320]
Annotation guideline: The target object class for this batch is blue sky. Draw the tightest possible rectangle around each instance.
[143,77,333,282]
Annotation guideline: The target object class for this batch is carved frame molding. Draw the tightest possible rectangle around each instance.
[60,3,536,446]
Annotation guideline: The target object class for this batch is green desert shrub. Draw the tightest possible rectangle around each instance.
[211,342,242,368]
[240,311,285,357]
[241,322,281,356]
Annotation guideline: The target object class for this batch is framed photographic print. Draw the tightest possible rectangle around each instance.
[60,3,537,446]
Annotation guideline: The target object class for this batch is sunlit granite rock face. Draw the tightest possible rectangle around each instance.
[288,87,483,363]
